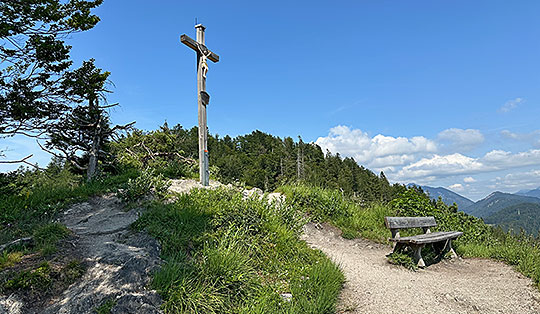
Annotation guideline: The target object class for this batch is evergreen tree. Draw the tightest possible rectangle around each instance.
[44,59,131,181]
[0,0,103,138]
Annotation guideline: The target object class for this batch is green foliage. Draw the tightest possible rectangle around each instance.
[390,189,492,244]
[278,184,354,222]
[484,203,540,236]
[134,188,344,313]
[114,124,403,200]
[33,223,70,255]
[0,0,103,137]
[2,262,52,292]
[62,260,85,284]
[0,251,22,270]
[1,259,84,294]
[387,252,417,271]
[118,169,171,203]
[111,125,198,179]
[95,298,117,314]
[390,188,436,217]
[46,59,122,181]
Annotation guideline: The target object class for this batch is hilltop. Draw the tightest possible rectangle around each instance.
[415,185,474,209]
[463,191,540,218]
[1,126,540,313]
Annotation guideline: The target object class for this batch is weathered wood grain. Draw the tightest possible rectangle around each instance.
[180,34,220,62]
[384,216,437,229]
[389,231,463,244]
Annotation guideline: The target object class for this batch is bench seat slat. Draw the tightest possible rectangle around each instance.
[389,231,463,244]
[385,216,437,229]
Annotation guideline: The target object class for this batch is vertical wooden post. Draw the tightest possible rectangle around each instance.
[196,24,209,186]
[181,25,218,186]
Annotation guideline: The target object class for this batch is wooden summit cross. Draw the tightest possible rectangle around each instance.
[181,24,219,186]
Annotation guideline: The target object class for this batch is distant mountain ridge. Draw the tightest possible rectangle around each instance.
[464,191,540,218]
[417,185,474,210]
[515,187,540,199]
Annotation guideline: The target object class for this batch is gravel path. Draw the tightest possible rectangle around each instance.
[301,222,540,314]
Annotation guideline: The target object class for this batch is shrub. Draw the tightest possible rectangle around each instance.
[118,169,170,203]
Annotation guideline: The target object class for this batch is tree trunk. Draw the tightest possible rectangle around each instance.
[86,97,101,181]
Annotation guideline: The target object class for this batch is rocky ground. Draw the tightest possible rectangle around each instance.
[43,195,163,314]
[302,222,540,314]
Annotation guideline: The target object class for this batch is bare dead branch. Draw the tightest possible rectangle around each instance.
[0,154,33,164]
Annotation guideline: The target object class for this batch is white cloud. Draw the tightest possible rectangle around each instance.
[499,98,523,113]
[396,153,484,179]
[500,130,519,140]
[316,125,540,197]
[501,129,540,148]
[491,169,540,190]
[315,126,437,168]
[448,183,464,191]
[437,128,484,151]
[463,176,476,183]
[395,149,540,181]
[482,149,540,168]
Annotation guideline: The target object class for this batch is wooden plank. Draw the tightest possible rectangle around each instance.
[410,232,462,244]
[389,231,461,242]
[180,34,220,62]
[384,216,437,229]
[389,231,463,244]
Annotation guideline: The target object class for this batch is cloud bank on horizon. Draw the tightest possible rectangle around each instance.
[315,125,540,200]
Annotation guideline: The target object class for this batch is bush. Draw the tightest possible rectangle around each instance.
[118,169,171,203]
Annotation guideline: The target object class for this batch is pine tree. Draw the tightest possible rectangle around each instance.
[44,59,132,181]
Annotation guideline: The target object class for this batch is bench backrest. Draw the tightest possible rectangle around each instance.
[384,216,437,230]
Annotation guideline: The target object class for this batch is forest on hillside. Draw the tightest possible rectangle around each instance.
[111,123,406,202]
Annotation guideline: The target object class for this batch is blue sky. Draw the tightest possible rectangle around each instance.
[2,0,540,200]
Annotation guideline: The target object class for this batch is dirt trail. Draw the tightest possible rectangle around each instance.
[43,195,163,314]
[301,222,540,314]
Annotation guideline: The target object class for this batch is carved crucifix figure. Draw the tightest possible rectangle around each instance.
[181,24,219,186]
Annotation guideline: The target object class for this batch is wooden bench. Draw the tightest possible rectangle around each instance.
[384,216,463,267]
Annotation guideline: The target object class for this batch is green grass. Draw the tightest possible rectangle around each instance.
[277,184,394,243]
[33,223,71,255]
[0,259,85,295]
[95,298,117,314]
[0,169,137,244]
[0,251,23,270]
[134,187,344,313]
[2,261,53,292]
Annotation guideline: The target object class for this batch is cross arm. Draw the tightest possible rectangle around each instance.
[180,34,220,62]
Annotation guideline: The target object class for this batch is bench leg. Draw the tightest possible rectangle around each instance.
[393,242,405,254]
[447,239,458,258]
[412,244,425,268]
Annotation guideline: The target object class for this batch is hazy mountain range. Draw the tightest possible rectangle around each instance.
[417,185,540,236]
